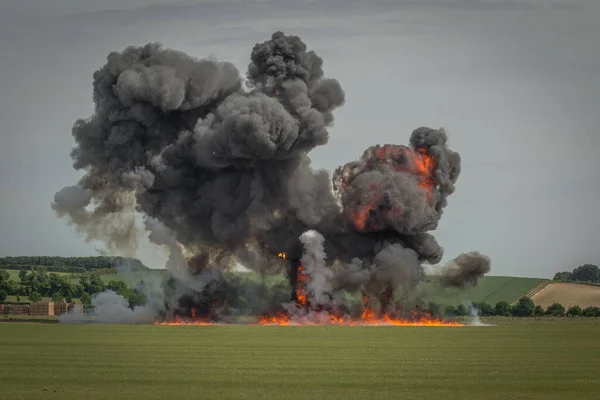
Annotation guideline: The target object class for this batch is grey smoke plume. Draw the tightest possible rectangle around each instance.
[299,230,332,307]
[52,31,344,263]
[440,252,492,288]
[60,290,157,324]
[52,31,489,321]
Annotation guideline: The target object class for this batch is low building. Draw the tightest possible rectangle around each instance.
[29,302,55,316]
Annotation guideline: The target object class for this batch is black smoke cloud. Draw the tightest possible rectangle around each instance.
[439,252,492,288]
[52,31,490,320]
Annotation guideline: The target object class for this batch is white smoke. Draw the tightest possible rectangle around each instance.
[467,301,494,326]
[299,230,332,308]
[59,290,157,324]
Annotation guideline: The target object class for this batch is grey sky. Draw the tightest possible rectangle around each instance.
[0,0,598,278]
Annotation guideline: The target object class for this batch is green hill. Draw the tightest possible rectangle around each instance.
[413,276,549,307]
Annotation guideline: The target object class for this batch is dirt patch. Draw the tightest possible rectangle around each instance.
[531,283,600,308]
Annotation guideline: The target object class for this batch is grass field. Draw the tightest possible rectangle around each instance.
[0,319,599,400]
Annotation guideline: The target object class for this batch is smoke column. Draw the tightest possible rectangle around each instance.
[299,230,332,308]
[52,31,490,322]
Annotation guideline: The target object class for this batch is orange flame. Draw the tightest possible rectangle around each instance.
[296,265,308,308]
[278,252,287,259]
[258,312,291,325]
[257,292,462,326]
[154,316,213,326]
[348,146,436,231]
[257,309,462,326]
[375,146,436,200]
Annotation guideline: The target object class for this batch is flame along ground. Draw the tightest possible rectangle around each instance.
[256,312,464,326]
[153,314,464,327]
[153,290,465,327]
[153,273,464,327]
[154,247,464,327]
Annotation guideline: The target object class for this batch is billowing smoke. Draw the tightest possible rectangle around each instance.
[439,252,492,288]
[299,230,332,308]
[60,290,157,324]
[52,31,490,323]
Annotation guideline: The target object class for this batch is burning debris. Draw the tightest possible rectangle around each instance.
[52,31,490,326]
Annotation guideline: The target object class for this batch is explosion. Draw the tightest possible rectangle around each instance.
[52,31,490,326]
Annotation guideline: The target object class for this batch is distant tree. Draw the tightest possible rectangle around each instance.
[107,280,128,296]
[456,304,468,316]
[545,303,565,317]
[0,271,16,296]
[47,273,74,300]
[18,269,28,282]
[51,292,64,303]
[473,302,494,316]
[78,275,90,289]
[0,290,7,302]
[512,297,535,317]
[72,284,84,299]
[572,264,600,283]
[0,270,9,282]
[582,306,600,317]
[126,290,147,309]
[553,272,573,282]
[28,291,42,302]
[533,305,544,316]
[21,270,50,297]
[495,301,511,317]
[566,306,582,316]
[80,292,92,306]
[0,256,148,272]
[87,272,106,295]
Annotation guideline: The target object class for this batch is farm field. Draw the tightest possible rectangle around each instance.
[531,282,600,308]
[1,319,599,400]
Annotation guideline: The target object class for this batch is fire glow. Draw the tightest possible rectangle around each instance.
[254,253,464,327]
[257,311,463,327]
[346,145,437,232]
[153,250,464,327]
[154,309,214,325]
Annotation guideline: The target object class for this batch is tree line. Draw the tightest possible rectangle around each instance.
[0,256,149,274]
[443,297,600,318]
[0,269,145,307]
[553,264,599,283]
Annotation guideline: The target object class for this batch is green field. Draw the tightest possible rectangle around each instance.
[4,269,74,282]
[415,276,549,306]
[0,319,598,400]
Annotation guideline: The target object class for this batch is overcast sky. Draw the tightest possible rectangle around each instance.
[0,0,598,278]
